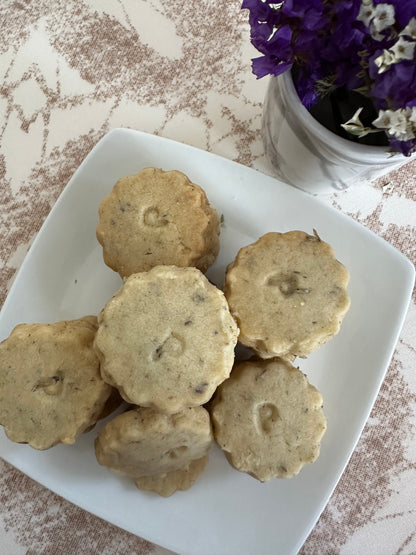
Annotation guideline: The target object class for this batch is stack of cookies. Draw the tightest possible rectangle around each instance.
[0,167,351,496]
[92,168,238,495]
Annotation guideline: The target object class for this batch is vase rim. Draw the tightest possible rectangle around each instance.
[277,71,406,163]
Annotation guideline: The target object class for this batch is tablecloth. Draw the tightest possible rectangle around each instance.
[1,1,415,554]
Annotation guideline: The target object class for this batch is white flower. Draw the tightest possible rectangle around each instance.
[357,1,395,41]
[341,107,380,138]
[373,109,404,131]
[357,1,375,27]
[372,4,395,33]
[341,107,365,135]
[374,37,416,74]
[408,106,416,124]
[399,17,416,40]
[374,49,396,73]
[390,36,416,61]
[373,109,415,141]
[372,110,391,129]
[394,127,416,141]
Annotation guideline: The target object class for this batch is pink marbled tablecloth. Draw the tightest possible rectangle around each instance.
[1,1,415,554]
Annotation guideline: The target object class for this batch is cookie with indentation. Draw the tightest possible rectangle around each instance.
[0,317,114,450]
[210,357,327,481]
[224,231,350,359]
[96,167,220,278]
[95,406,212,496]
[94,265,238,413]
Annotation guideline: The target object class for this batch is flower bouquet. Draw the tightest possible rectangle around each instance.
[242,0,416,157]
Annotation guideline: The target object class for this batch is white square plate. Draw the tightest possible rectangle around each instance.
[0,129,414,555]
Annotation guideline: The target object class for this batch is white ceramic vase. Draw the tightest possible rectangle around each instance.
[262,72,413,194]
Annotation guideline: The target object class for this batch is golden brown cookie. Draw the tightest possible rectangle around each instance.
[210,357,327,481]
[0,317,113,450]
[96,167,220,278]
[224,230,350,359]
[95,406,212,496]
[94,265,239,413]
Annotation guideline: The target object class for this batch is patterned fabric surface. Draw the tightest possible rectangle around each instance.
[1,1,415,554]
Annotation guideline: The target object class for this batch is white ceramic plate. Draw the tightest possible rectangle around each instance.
[0,129,414,555]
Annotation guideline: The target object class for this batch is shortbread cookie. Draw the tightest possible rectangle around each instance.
[133,457,208,497]
[210,357,327,481]
[224,231,350,359]
[95,406,212,496]
[96,167,220,277]
[94,265,238,413]
[0,317,113,450]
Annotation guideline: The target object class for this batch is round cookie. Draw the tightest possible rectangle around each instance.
[96,167,220,278]
[210,357,327,481]
[95,406,212,496]
[94,265,239,413]
[224,230,350,359]
[0,317,114,450]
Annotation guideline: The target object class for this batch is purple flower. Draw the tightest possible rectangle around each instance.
[294,69,319,107]
[252,56,293,78]
[371,62,416,108]
[389,137,416,156]
[264,25,293,57]
[242,0,416,155]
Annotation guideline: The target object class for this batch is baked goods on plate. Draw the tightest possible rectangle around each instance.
[96,168,220,278]
[224,230,350,359]
[95,405,212,497]
[210,357,327,481]
[94,265,239,414]
[0,316,113,450]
